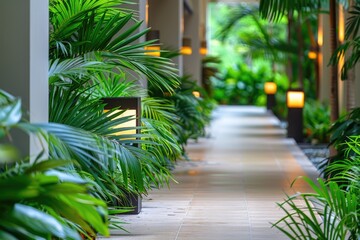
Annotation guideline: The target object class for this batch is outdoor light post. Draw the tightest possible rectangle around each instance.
[102,97,142,214]
[286,89,304,143]
[264,82,277,111]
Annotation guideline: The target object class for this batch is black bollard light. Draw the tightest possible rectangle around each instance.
[286,89,304,143]
[102,97,142,214]
[264,82,277,111]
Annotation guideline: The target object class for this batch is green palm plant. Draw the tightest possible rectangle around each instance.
[49,0,180,93]
[0,159,109,240]
[170,76,214,146]
[217,4,295,62]
[273,177,359,240]
[48,83,146,199]
[259,0,360,121]
[273,137,360,239]
[324,108,360,177]
[326,136,360,193]
[0,89,109,239]
[47,0,185,201]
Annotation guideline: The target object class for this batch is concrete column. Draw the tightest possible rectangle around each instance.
[0,0,49,157]
[148,0,183,76]
[318,13,331,104]
[122,1,147,43]
[183,0,202,84]
[121,1,147,89]
[356,65,360,107]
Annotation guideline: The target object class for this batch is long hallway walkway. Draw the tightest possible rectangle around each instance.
[107,106,319,240]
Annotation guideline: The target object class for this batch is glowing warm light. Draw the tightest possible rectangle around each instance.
[102,97,141,142]
[200,41,208,55]
[339,4,345,42]
[181,38,192,55]
[200,47,208,55]
[187,169,199,176]
[192,91,200,98]
[104,109,137,137]
[264,82,277,94]
[308,51,317,59]
[181,46,192,55]
[287,90,305,108]
[318,16,323,47]
[338,48,345,76]
[145,46,160,57]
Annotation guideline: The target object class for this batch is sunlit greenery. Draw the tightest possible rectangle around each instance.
[208,2,318,112]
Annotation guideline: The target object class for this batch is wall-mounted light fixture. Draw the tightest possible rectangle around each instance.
[286,89,304,142]
[181,37,192,55]
[200,40,208,55]
[264,82,277,111]
[145,30,161,57]
[102,97,142,214]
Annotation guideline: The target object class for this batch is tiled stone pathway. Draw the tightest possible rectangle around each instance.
[103,106,319,240]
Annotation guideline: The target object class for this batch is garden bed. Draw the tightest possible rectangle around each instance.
[298,143,329,172]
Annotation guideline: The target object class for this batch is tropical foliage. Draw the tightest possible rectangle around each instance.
[303,100,331,144]
[49,0,173,206]
[209,2,317,110]
[0,90,109,239]
[201,56,221,98]
[324,108,360,176]
[2,0,215,237]
[47,0,214,202]
[273,137,360,239]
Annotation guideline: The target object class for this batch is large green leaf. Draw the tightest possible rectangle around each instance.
[259,0,320,22]
[0,90,22,128]
[0,159,110,239]
[10,204,76,239]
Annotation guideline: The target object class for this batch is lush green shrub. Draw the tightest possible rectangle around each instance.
[212,62,272,105]
[0,90,109,239]
[327,136,360,194]
[172,76,216,145]
[303,100,331,144]
[273,137,360,239]
[48,0,184,204]
[321,107,360,176]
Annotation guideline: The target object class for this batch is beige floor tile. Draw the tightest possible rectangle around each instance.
[104,106,319,240]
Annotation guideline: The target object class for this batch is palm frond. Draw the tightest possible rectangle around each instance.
[0,157,109,239]
[259,0,320,21]
[216,4,259,40]
[50,3,180,93]
[49,58,109,85]
[19,122,145,197]
[273,177,359,239]
[346,5,360,39]
[87,72,147,99]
